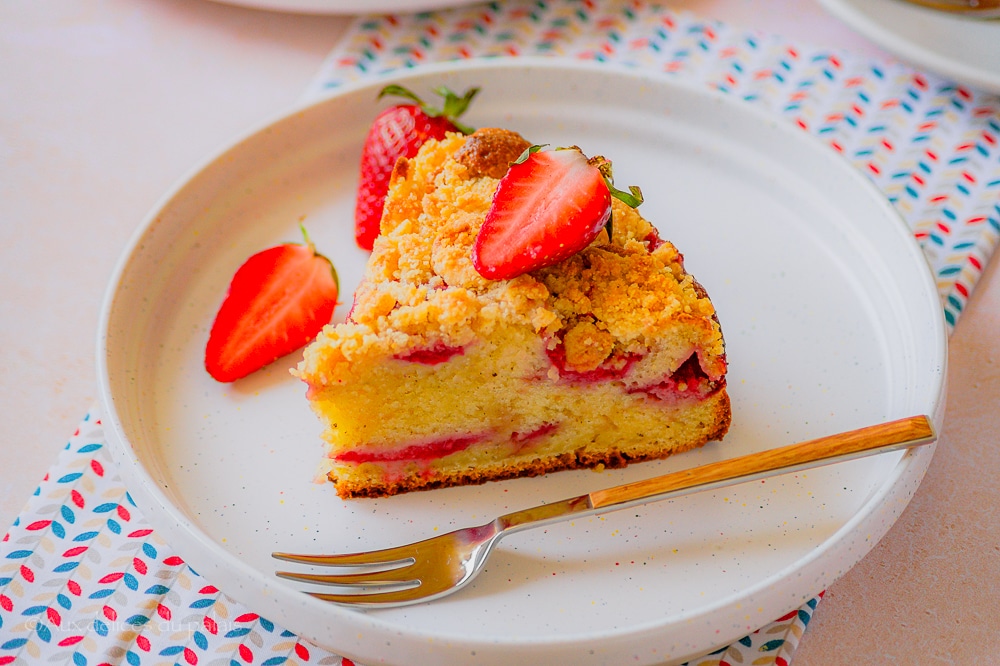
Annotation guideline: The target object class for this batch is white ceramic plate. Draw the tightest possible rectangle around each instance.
[207,0,483,14]
[819,0,1000,93]
[98,59,947,666]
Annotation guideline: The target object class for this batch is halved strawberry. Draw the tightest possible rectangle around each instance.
[354,84,479,251]
[205,227,339,382]
[472,146,643,281]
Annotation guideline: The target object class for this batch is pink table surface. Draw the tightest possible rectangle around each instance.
[2,1,998,663]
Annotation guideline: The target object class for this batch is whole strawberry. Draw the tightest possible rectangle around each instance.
[205,226,339,382]
[354,84,479,251]
[472,146,643,281]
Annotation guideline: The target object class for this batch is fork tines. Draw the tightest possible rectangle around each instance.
[272,550,427,604]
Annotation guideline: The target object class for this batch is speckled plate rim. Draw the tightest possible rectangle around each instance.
[97,57,948,666]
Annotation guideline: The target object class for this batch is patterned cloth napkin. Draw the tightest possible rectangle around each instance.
[2,2,998,665]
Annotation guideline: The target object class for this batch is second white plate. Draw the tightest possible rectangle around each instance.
[99,59,947,666]
[820,0,1000,93]
[206,0,484,14]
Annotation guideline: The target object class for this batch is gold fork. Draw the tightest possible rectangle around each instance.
[899,0,1000,17]
[274,415,935,607]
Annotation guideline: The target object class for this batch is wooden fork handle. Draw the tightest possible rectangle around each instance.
[587,415,935,510]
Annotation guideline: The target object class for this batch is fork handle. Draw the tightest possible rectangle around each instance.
[498,416,935,531]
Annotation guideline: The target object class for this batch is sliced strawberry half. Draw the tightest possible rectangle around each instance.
[472,146,642,281]
[354,84,479,251]
[205,227,339,382]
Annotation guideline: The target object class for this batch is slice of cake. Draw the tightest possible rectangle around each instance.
[295,128,730,498]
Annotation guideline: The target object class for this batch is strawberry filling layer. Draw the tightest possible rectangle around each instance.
[643,229,667,252]
[335,423,561,467]
[511,422,559,443]
[393,343,465,365]
[545,344,640,382]
[510,422,560,454]
[545,332,723,401]
[629,354,723,401]
[334,433,484,463]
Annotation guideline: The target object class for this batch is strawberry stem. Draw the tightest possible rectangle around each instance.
[299,221,315,251]
[377,84,425,106]
[435,86,480,134]
[513,144,547,165]
[591,155,643,245]
[377,84,480,135]
[298,222,339,292]
[593,157,644,209]
[610,183,643,208]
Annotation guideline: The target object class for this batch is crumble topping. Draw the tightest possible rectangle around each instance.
[297,129,724,385]
[454,127,531,179]
[562,319,615,372]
